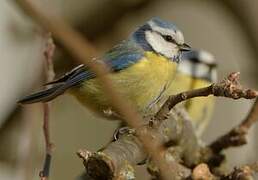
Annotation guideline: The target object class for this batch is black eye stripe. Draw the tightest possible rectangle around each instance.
[162,35,176,43]
[150,30,178,45]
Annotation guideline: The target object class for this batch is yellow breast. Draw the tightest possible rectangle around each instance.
[70,51,177,118]
[166,73,193,95]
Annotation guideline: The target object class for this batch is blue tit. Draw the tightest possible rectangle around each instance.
[166,50,217,136]
[18,17,191,119]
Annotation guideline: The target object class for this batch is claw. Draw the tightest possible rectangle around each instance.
[113,126,135,141]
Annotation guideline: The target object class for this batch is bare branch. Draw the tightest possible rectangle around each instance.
[39,33,55,180]
[155,72,257,122]
[77,108,200,179]
[205,98,258,168]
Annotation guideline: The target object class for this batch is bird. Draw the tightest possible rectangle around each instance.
[18,17,191,120]
[164,50,217,136]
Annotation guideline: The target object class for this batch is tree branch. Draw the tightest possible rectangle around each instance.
[203,97,258,168]
[210,98,258,153]
[155,72,257,122]
[77,110,193,180]
[39,33,55,180]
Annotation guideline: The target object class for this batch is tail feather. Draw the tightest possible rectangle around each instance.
[18,84,63,104]
[18,64,94,105]
[44,64,86,86]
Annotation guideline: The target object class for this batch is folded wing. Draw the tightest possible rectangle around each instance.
[18,40,144,104]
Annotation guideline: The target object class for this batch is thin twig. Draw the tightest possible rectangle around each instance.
[209,98,258,154]
[155,72,258,122]
[39,33,55,180]
[198,98,258,169]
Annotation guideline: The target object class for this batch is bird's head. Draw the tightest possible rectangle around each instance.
[132,17,191,62]
[179,50,218,83]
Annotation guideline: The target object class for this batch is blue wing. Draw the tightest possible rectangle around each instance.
[18,40,144,104]
[104,40,144,71]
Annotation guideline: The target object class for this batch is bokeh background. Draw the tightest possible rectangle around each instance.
[0,0,257,179]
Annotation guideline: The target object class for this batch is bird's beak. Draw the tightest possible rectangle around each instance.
[179,43,191,51]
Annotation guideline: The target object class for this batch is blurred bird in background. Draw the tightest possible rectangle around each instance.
[165,50,217,137]
[18,17,191,120]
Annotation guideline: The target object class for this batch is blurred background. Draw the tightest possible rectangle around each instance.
[0,0,257,179]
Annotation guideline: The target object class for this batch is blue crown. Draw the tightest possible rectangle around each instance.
[149,17,179,32]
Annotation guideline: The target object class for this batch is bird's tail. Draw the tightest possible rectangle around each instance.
[18,64,92,104]
[18,84,65,104]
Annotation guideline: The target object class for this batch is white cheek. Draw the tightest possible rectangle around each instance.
[145,31,179,58]
[175,30,184,45]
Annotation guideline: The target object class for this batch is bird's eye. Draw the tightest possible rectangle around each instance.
[163,35,175,43]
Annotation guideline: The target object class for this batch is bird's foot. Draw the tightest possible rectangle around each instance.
[113,126,135,141]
